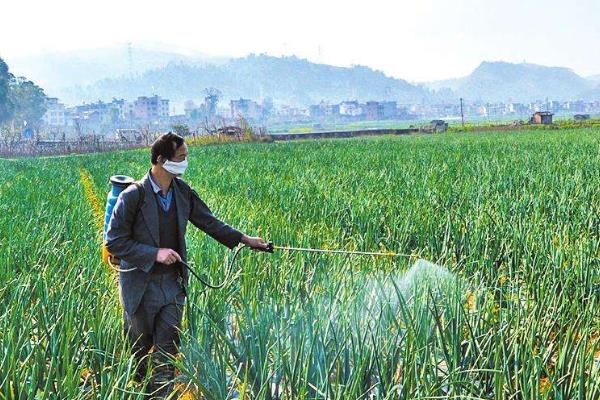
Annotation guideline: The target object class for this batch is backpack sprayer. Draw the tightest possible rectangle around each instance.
[101,175,143,267]
[102,176,414,288]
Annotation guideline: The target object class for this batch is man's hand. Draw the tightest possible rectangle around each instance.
[241,234,269,251]
[156,248,182,265]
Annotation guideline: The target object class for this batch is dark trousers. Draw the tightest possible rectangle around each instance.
[124,269,185,398]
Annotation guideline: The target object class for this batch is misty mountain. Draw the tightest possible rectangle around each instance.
[428,61,593,102]
[422,77,464,92]
[5,44,228,101]
[9,46,600,107]
[580,84,600,101]
[587,74,600,83]
[57,54,430,107]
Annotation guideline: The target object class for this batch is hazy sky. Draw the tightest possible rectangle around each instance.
[1,0,599,81]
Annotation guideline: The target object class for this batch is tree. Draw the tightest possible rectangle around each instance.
[204,88,221,121]
[0,57,48,140]
[9,77,47,130]
[0,58,13,126]
[171,124,190,137]
[138,124,155,145]
[71,116,84,140]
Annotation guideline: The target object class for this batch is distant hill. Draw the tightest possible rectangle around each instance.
[7,47,600,107]
[427,61,594,102]
[422,77,464,92]
[580,84,600,101]
[587,74,600,82]
[57,54,430,107]
[4,44,228,101]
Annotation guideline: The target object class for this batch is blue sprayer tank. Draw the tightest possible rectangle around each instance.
[102,175,134,264]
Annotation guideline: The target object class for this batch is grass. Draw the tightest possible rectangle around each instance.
[448,117,600,133]
[268,119,424,133]
[0,128,599,399]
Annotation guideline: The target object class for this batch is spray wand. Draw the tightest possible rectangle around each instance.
[265,242,413,258]
[181,241,414,289]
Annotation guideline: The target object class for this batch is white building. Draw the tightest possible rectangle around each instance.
[230,98,263,121]
[160,98,170,118]
[133,95,170,120]
[43,98,66,127]
[339,101,363,117]
[119,101,135,120]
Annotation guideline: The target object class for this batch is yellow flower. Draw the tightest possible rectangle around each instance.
[175,382,199,400]
[394,362,402,382]
[465,292,476,311]
[79,168,104,231]
[462,325,470,340]
[539,376,552,394]
[80,368,93,380]
[179,390,195,400]
[178,389,196,400]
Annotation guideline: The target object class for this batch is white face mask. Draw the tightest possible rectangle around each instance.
[162,158,188,176]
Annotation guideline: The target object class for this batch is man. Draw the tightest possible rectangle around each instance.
[106,132,268,398]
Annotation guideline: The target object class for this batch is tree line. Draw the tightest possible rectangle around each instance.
[0,57,47,142]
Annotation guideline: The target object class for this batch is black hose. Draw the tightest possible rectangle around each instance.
[179,244,247,289]
[108,245,248,290]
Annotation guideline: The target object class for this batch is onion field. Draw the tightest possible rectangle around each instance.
[0,128,599,399]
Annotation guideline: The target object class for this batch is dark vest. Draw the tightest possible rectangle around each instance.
[151,193,182,275]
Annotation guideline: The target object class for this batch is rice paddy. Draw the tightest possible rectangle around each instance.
[0,128,599,399]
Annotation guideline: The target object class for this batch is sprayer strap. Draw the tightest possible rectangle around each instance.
[133,182,145,214]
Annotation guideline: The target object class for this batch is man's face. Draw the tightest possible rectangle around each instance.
[157,142,189,177]
[169,143,188,163]
[159,142,188,165]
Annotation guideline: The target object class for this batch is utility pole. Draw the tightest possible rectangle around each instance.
[460,97,465,129]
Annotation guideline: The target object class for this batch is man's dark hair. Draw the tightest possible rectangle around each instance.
[151,132,185,164]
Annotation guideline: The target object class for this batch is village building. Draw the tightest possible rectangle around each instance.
[530,111,554,125]
[43,98,66,127]
[364,101,382,120]
[309,102,341,118]
[429,120,448,133]
[230,98,264,121]
[339,101,362,117]
[133,95,170,120]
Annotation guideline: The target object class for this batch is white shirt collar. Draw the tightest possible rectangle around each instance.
[148,171,163,194]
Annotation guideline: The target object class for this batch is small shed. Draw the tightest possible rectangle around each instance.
[530,111,554,125]
[430,120,448,133]
[217,126,243,136]
[574,114,590,121]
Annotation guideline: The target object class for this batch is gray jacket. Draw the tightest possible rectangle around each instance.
[106,172,243,314]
